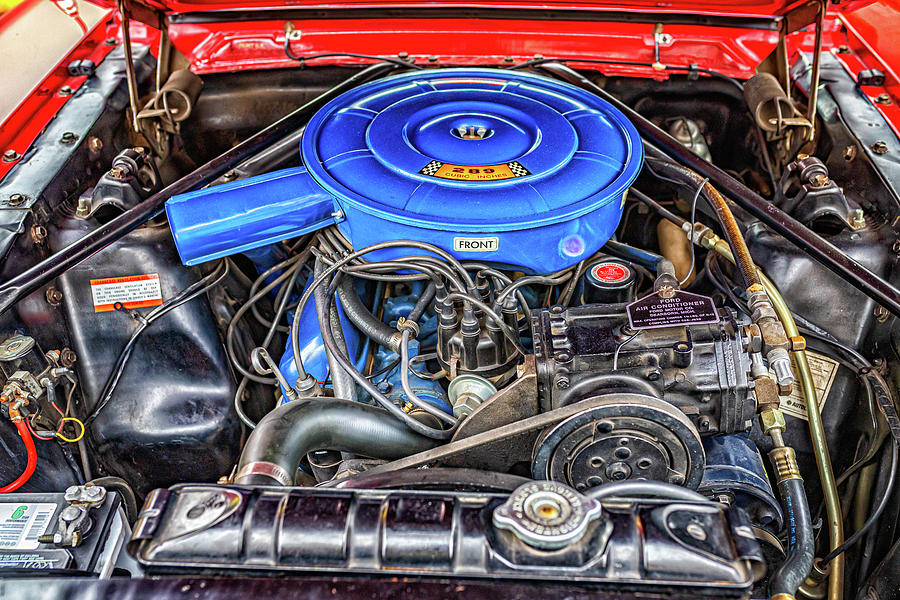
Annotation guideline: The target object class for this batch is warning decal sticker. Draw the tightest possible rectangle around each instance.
[776,351,839,422]
[90,273,163,312]
[419,160,531,181]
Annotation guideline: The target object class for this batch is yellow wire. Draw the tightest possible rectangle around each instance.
[56,417,85,443]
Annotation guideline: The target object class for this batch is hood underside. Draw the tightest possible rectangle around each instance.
[98,0,822,20]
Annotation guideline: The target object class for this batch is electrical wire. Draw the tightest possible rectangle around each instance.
[0,421,36,493]
[399,330,457,426]
[510,56,744,90]
[820,440,898,566]
[284,38,423,70]
[317,277,456,440]
[444,292,528,356]
[290,238,477,384]
[226,252,308,385]
[84,260,230,427]
[680,176,708,287]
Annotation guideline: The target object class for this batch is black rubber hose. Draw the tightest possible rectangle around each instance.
[88,476,138,523]
[235,398,439,485]
[313,259,357,402]
[770,477,816,597]
[407,283,435,323]
[336,276,400,352]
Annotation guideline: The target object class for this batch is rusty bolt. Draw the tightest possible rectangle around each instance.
[109,165,127,180]
[837,45,850,54]
[30,224,47,244]
[2,149,19,162]
[46,287,64,306]
[875,93,892,105]
[872,141,889,154]
[59,348,77,367]
[843,145,858,162]
[7,193,26,207]
[810,173,829,187]
[503,56,514,63]
[87,136,103,153]
[875,305,890,323]
[60,132,78,144]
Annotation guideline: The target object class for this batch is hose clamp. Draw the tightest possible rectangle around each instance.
[396,317,420,338]
[234,461,292,486]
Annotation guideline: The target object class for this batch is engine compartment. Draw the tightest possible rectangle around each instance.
[0,39,898,600]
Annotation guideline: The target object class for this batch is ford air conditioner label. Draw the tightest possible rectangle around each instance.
[454,237,499,252]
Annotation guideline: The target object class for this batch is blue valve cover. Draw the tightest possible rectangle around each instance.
[166,68,643,272]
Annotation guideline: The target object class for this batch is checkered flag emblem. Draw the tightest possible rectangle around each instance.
[419,160,443,176]
[507,161,530,177]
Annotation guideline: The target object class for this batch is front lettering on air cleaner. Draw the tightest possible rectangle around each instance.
[454,237,499,252]
[419,160,531,181]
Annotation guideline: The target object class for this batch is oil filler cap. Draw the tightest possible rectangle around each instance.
[583,259,636,304]
[493,481,602,550]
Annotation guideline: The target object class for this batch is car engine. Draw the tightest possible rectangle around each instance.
[0,36,898,600]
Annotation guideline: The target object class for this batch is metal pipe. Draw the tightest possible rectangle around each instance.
[0,62,398,317]
[703,234,844,600]
[117,0,141,133]
[538,61,900,319]
[806,0,826,142]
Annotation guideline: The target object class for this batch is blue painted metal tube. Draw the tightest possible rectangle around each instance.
[165,166,337,266]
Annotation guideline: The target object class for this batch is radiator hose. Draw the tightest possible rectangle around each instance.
[235,398,439,485]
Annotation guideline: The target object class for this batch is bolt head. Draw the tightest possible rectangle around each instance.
[87,137,103,153]
[45,287,63,306]
[872,141,889,154]
[685,522,707,541]
[810,173,830,187]
[7,193,26,207]
[875,93,892,105]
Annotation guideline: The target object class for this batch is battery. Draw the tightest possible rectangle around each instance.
[0,490,127,576]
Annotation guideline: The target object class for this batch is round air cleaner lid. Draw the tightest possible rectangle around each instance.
[301,68,643,233]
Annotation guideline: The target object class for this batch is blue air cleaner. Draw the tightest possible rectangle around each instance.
[166,68,644,273]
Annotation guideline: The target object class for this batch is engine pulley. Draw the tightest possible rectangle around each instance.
[532,394,705,491]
